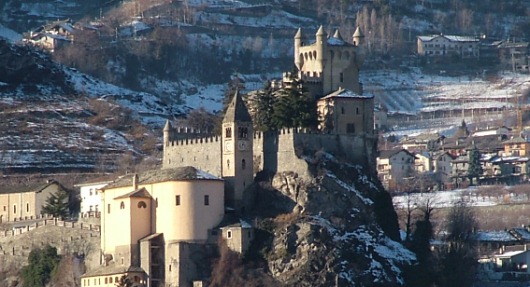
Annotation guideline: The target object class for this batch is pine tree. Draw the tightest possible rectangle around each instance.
[21,245,61,287]
[253,81,275,131]
[42,189,70,219]
[270,77,317,130]
[467,145,482,186]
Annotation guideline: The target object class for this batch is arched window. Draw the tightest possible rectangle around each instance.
[227,159,230,169]
[120,201,125,209]
[26,203,29,213]
[242,159,246,170]
[13,205,16,214]
[138,201,147,208]
[227,230,232,239]
[225,127,232,138]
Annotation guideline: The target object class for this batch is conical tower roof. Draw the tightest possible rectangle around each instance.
[333,29,343,40]
[295,27,302,39]
[316,25,326,36]
[163,119,172,131]
[223,90,252,123]
[353,27,364,38]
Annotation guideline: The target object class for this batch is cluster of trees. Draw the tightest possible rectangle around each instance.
[181,77,318,133]
[402,196,478,287]
[248,78,318,131]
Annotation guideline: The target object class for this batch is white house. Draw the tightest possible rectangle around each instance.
[75,177,117,218]
[417,34,480,59]
[377,149,416,192]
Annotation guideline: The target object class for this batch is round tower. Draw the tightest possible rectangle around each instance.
[353,26,364,47]
[163,120,172,147]
[315,25,327,72]
[294,28,302,70]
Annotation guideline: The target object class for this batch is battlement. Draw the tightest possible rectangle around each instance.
[166,135,220,147]
[253,127,318,140]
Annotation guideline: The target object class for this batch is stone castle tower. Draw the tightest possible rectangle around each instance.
[221,91,254,210]
[294,26,365,98]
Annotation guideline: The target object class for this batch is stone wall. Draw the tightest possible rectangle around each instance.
[253,128,377,179]
[163,128,377,180]
[0,221,101,274]
[163,136,222,176]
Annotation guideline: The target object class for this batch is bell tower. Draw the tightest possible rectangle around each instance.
[221,90,253,212]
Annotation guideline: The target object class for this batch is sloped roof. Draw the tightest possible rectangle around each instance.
[81,264,145,278]
[504,136,528,144]
[74,174,123,187]
[223,90,252,123]
[114,187,152,199]
[418,35,478,42]
[473,230,518,242]
[0,180,64,195]
[320,87,373,100]
[378,149,415,159]
[104,166,221,190]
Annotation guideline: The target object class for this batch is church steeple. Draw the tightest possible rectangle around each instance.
[223,90,252,123]
[221,90,253,213]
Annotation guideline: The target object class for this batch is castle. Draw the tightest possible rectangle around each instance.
[82,26,375,287]
[163,26,375,211]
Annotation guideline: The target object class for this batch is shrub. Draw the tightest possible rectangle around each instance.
[21,245,61,287]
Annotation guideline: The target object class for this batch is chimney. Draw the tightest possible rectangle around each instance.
[133,174,138,190]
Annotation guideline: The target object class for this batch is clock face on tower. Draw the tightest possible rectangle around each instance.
[238,140,248,150]
[224,141,232,152]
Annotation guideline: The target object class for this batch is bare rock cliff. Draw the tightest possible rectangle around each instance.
[250,152,414,287]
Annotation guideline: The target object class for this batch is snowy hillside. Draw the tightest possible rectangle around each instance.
[0,24,21,42]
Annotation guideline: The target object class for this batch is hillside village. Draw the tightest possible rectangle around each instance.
[2,0,530,286]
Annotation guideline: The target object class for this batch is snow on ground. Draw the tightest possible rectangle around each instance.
[392,186,530,209]
[363,69,530,116]
[0,24,21,42]
[196,9,316,29]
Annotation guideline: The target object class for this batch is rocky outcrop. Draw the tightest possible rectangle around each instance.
[253,152,415,287]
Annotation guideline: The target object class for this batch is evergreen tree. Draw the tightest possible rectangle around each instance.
[253,81,275,131]
[467,144,482,185]
[21,245,61,287]
[42,188,70,219]
[270,77,317,130]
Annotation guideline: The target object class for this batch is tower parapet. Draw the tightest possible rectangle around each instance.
[292,25,364,97]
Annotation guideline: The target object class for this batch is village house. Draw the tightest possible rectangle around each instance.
[25,19,75,52]
[417,34,480,59]
[0,180,66,223]
[433,151,456,188]
[74,176,118,218]
[502,136,530,157]
[376,149,416,192]
[497,41,530,72]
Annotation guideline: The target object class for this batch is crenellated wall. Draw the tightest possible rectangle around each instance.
[253,128,377,178]
[163,136,222,177]
[163,127,376,182]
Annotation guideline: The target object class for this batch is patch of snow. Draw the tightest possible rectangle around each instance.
[0,24,22,42]
[325,172,374,205]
